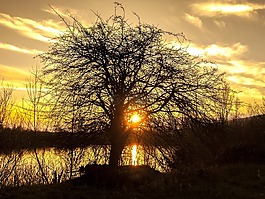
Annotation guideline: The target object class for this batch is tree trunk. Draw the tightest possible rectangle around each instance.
[109,138,124,167]
[109,103,127,168]
[109,122,127,167]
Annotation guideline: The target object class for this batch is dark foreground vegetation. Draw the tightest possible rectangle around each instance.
[1,163,265,199]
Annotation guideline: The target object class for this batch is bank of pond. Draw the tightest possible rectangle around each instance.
[0,145,171,187]
[1,162,265,199]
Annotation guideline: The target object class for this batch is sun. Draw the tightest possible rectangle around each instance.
[131,113,140,123]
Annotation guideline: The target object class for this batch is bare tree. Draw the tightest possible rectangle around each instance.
[215,83,236,125]
[0,81,14,128]
[24,66,51,131]
[40,4,226,167]
[24,66,49,183]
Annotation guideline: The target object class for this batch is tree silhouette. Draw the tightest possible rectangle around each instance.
[40,4,226,167]
[0,81,14,128]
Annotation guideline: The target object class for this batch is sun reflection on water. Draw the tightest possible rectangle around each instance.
[132,145,137,166]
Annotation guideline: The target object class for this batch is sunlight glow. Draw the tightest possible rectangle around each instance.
[131,113,141,124]
[131,145,137,166]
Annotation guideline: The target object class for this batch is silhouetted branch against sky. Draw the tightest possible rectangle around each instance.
[1,1,265,105]
[39,3,227,166]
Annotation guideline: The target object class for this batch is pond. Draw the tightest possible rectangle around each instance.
[0,145,169,187]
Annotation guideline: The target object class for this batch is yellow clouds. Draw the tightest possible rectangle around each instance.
[226,60,265,79]
[228,74,265,88]
[204,43,247,59]
[191,2,265,18]
[184,13,203,28]
[179,42,265,102]
[219,60,265,102]
[0,42,43,55]
[184,2,265,28]
[0,64,29,87]
[0,65,29,102]
[0,13,62,42]
[183,42,247,59]
[193,3,252,15]
[181,1,265,102]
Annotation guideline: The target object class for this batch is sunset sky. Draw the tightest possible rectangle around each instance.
[1,0,265,104]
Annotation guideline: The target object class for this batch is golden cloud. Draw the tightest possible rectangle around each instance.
[178,42,265,103]
[191,2,265,18]
[226,60,265,76]
[205,43,248,58]
[184,13,203,28]
[0,42,43,55]
[0,13,62,42]
[183,42,248,59]
[0,64,29,86]
[219,60,265,103]
[228,75,265,87]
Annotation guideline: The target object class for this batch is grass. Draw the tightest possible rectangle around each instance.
[2,163,265,199]
[174,163,265,199]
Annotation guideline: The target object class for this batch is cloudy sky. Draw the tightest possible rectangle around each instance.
[1,0,265,103]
